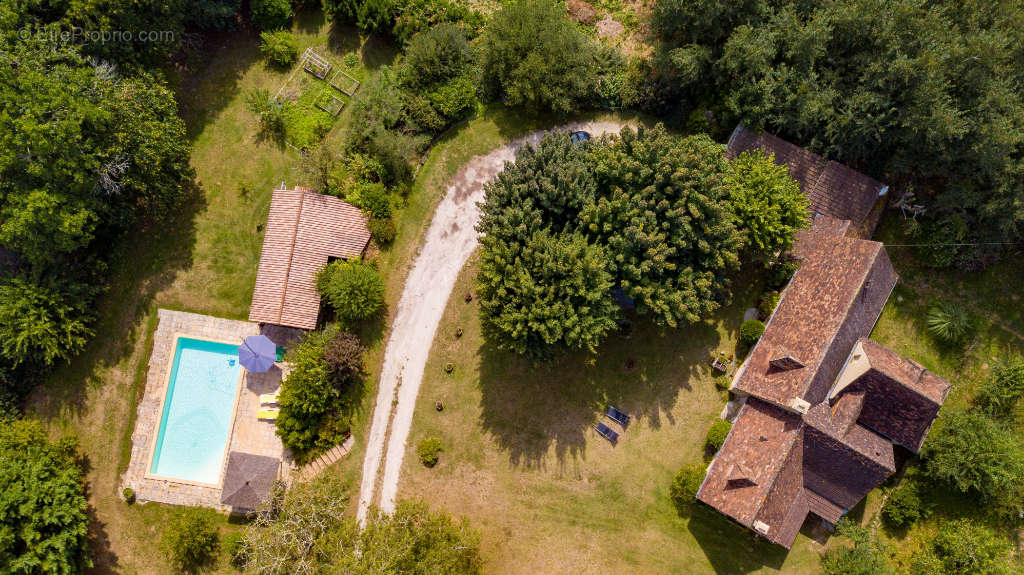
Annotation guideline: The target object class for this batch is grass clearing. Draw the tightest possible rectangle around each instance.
[398,255,828,574]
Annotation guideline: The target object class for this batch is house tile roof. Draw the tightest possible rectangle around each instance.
[731,230,897,408]
[699,218,949,549]
[726,125,888,237]
[249,187,371,330]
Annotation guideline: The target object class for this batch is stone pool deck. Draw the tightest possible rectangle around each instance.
[123,309,292,511]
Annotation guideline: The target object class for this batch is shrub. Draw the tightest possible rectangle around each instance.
[883,481,925,528]
[223,531,247,569]
[418,437,442,467]
[705,419,732,453]
[251,0,293,30]
[122,487,135,504]
[913,519,1018,575]
[323,329,366,384]
[739,320,765,348]
[162,508,219,572]
[430,75,476,121]
[368,216,397,245]
[977,354,1024,419]
[923,409,1024,517]
[276,330,338,452]
[346,181,393,219]
[0,275,95,367]
[316,259,386,324]
[245,88,286,138]
[669,463,706,514]
[768,257,800,290]
[398,23,474,91]
[822,519,893,575]
[259,30,299,67]
[759,290,780,319]
[926,301,973,346]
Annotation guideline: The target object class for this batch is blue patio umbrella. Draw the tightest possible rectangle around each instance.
[239,335,277,373]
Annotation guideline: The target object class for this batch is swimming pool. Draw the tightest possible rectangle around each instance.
[148,337,242,485]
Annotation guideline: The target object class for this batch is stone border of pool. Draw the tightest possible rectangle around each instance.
[142,332,246,488]
[123,309,291,510]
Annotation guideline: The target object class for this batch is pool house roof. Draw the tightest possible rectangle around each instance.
[249,186,370,330]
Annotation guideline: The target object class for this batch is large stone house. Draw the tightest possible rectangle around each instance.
[696,126,951,548]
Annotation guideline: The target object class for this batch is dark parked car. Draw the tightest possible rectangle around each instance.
[569,130,591,144]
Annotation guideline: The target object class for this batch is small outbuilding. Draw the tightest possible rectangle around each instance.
[249,186,371,330]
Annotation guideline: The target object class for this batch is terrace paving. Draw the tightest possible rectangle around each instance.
[123,309,291,510]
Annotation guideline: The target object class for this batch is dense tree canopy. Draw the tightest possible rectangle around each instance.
[725,150,808,260]
[911,520,1022,575]
[0,419,90,575]
[0,30,191,371]
[479,0,622,114]
[647,0,1024,254]
[477,126,746,356]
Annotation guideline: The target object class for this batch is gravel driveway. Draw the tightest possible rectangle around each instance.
[357,120,630,523]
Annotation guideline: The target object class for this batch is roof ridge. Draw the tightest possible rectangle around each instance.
[275,189,305,323]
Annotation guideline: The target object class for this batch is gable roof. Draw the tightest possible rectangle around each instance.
[699,230,950,549]
[726,125,887,235]
[731,230,897,408]
[249,187,371,330]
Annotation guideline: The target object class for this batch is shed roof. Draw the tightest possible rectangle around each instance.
[726,125,887,235]
[249,187,371,330]
[220,452,280,510]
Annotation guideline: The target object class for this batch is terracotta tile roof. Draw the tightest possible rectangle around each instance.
[697,400,802,528]
[249,188,371,330]
[698,230,950,549]
[726,125,887,236]
[732,231,897,408]
[830,339,951,451]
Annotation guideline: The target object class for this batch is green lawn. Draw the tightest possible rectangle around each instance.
[397,255,829,574]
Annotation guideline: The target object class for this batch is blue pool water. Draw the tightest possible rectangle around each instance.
[150,337,241,484]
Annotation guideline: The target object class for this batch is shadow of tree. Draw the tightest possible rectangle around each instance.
[476,315,721,470]
[173,25,263,142]
[294,5,327,35]
[326,21,361,55]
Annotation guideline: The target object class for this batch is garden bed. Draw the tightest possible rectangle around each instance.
[273,49,360,148]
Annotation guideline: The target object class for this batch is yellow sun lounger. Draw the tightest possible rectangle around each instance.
[258,391,279,406]
[257,408,279,421]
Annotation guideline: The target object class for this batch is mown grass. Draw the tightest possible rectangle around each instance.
[398,254,831,574]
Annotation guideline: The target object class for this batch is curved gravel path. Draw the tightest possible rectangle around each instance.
[357,120,630,523]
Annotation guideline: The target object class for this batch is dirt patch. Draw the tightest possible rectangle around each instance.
[596,16,625,40]
[567,0,598,25]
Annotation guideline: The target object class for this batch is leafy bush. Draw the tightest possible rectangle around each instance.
[316,259,386,324]
[122,487,135,504]
[368,216,397,245]
[162,508,219,572]
[911,520,1019,575]
[883,481,925,528]
[251,0,293,30]
[669,463,706,514]
[926,301,973,346]
[479,0,610,114]
[705,419,732,453]
[345,181,393,219]
[0,420,90,574]
[245,88,286,138]
[821,519,893,575]
[276,330,339,452]
[259,30,299,67]
[923,409,1024,517]
[323,0,395,33]
[323,329,366,384]
[417,437,442,467]
[976,354,1024,419]
[768,257,800,290]
[429,75,476,121]
[392,0,484,44]
[739,320,765,348]
[759,290,780,319]
[398,23,474,91]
